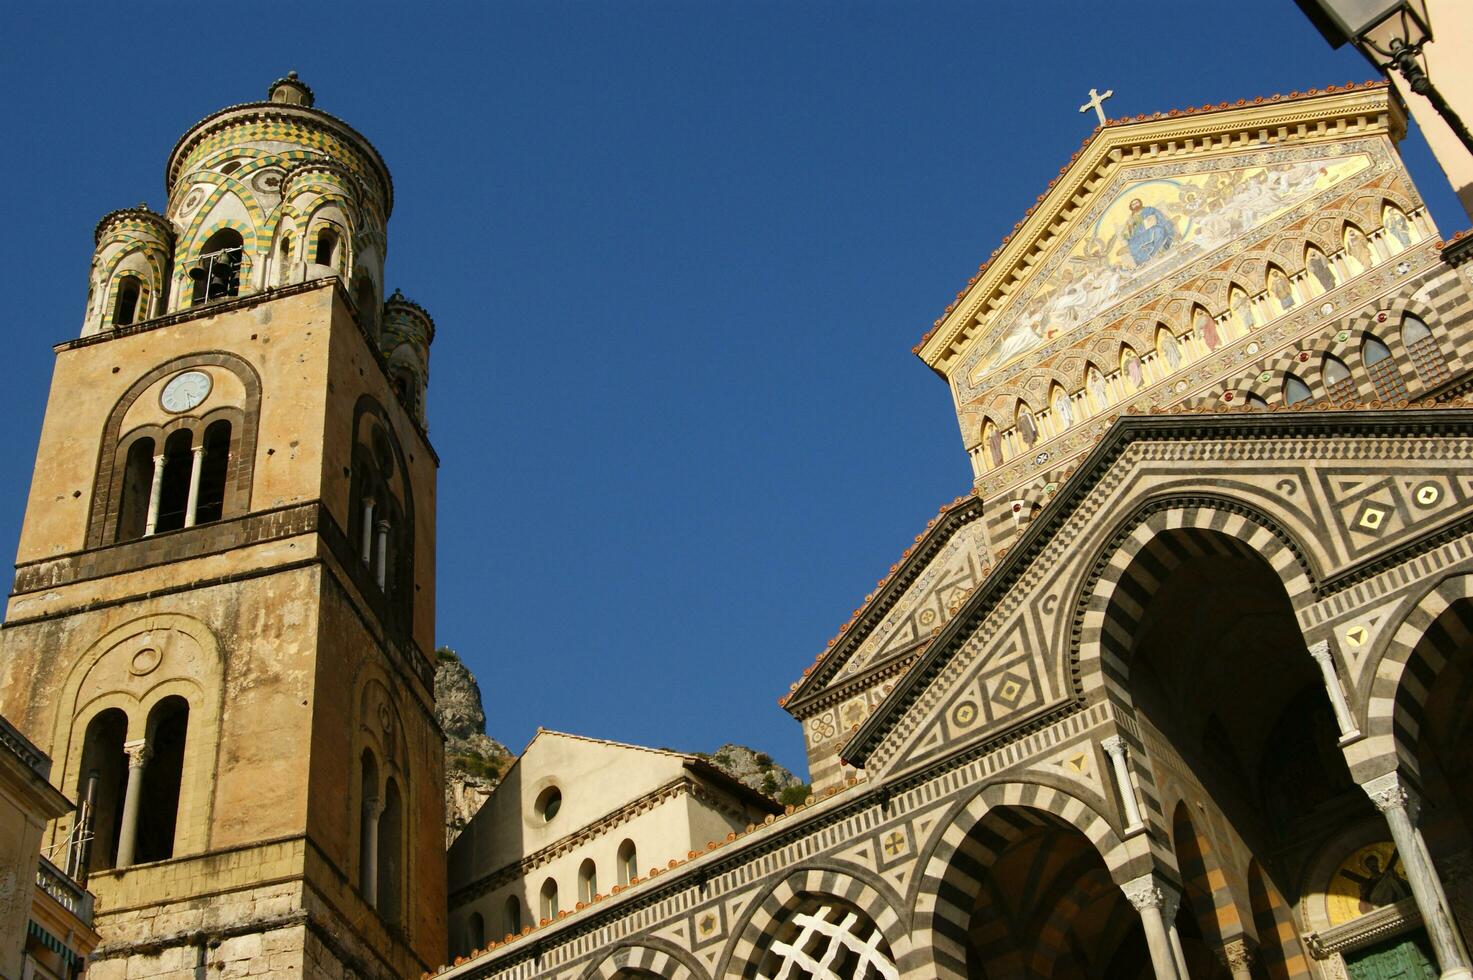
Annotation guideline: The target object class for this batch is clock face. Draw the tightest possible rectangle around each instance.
[160,370,212,413]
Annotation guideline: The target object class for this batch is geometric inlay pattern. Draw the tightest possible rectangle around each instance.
[758,906,898,980]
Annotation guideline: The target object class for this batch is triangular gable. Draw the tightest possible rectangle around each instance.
[915,83,1400,389]
[782,494,985,715]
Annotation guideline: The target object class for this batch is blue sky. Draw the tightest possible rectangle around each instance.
[2,1,1466,777]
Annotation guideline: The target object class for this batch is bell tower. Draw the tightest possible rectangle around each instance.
[0,75,444,978]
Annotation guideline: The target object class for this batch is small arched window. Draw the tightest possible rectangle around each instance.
[1283,374,1312,406]
[578,858,598,904]
[539,878,559,923]
[113,277,142,326]
[358,749,379,901]
[617,839,637,886]
[190,229,243,305]
[466,911,485,953]
[505,895,523,936]
[77,708,129,872]
[153,429,195,534]
[1322,354,1354,403]
[1245,392,1269,408]
[117,437,156,542]
[1362,333,1409,403]
[195,420,232,525]
[276,233,294,286]
[136,696,189,864]
[377,778,403,926]
[1401,314,1449,386]
[315,227,339,267]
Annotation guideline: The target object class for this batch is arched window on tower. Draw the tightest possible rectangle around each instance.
[377,777,403,927]
[77,709,129,873]
[350,415,413,631]
[315,227,339,268]
[617,839,637,886]
[578,858,598,904]
[190,229,243,305]
[1283,373,1313,406]
[113,277,142,327]
[153,430,195,534]
[1363,334,1409,403]
[540,878,559,923]
[195,420,232,525]
[1402,314,1450,387]
[117,437,156,542]
[358,749,379,902]
[1322,354,1355,403]
[135,696,189,864]
[505,895,522,936]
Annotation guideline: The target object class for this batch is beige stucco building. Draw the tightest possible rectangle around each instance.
[447,732,781,959]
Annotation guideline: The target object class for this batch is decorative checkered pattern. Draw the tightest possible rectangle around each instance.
[757,906,897,980]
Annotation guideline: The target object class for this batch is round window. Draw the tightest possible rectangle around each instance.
[536,786,562,822]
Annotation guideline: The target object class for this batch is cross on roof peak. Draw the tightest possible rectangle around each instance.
[1080,87,1114,126]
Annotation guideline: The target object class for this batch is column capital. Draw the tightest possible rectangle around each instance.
[1217,936,1256,972]
[1307,638,1334,666]
[1362,771,1414,813]
[191,444,206,455]
[123,738,151,769]
[1121,873,1177,911]
[1101,734,1129,757]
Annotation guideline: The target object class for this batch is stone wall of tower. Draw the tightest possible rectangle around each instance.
[0,281,444,977]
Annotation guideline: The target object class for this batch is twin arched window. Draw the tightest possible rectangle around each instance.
[76,696,190,872]
[359,748,405,928]
[350,409,413,630]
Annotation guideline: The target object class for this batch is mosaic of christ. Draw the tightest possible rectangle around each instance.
[963,152,1372,389]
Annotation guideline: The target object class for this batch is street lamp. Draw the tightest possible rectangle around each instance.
[1296,0,1473,154]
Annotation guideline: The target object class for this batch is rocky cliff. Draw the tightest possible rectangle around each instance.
[700,743,809,804]
[435,649,512,844]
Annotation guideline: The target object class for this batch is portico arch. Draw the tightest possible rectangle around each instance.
[910,780,1152,980]
[578,936,709,980]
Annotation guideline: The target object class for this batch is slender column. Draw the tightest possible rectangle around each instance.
[183,445,206,528]
[143,453,167,536]
[1123,874,1182,980]
[1308,639,1361,743]
[1101,735,1146,835]
[1363,773,1473,980]
[360,498,375,565]
[1161,887,1192,980]
[361,796,382,908]
[115,738,151,869]
[1216,937,1255,980]
[375,520,390,589]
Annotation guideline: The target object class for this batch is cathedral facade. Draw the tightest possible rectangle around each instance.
[436,84,1473,980]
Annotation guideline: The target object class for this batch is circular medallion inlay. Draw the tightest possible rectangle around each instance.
[129,648,162,676]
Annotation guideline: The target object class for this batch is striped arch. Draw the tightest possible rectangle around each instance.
[720,862,911,980]
[1073,499,1317,710]
[1248,859,1314,979]
[580,937,709,980]
[1357,571,1473,782]
[172,217,258,302]
[1171,803,1245,952]
[909,780,1147,980]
